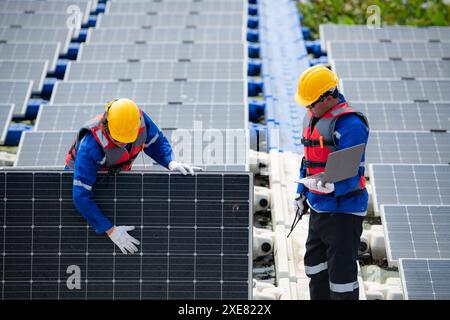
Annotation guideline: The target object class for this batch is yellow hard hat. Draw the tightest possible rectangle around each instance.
[105,98,141,143]
[294,65,339,107]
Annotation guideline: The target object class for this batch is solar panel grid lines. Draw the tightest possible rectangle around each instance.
[0,80,33,116]
[0,170,252,300]
[366,131,450,165]
[0,60,49,92]
[0,104,14,145]
[105,1,244,14]
[399,258,450,300]
[380,205,450,266]
[368,164,450,216]
[350,102,450,131]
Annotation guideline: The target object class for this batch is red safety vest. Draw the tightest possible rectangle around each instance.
[302,102,369,194]
[66,109,147,172]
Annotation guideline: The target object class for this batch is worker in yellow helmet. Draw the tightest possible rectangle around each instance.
[65,98,201,254]
[292,65,369,300]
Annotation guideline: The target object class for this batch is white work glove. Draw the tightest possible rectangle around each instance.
[168,160,203,176]
[299,177,335,194]
[293,194,306,213]
[108,226,140,254]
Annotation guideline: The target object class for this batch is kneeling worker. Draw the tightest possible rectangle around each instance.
[65,98,200,254]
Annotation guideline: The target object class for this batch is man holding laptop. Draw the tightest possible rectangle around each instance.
[293,65,369,300]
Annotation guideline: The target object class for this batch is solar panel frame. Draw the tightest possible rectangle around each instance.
[0,42,60,73]
[399,258,450,300]
[105,1,244,14]
[332,59,450,80]
[320,24,450,49]
[85,27,245,44]
[366,131,450,165]
[35,104,247,131]
[369,164,450,216]
[76,43,245,62]
[0,60,49,92]
[0,80,33,116]
[381,205,450,266]
[49,80,246,105]
[327,41,450,60]
[0,104,14,145]
[340,79,450,102]
[0,27,72,55]
[0,170,253,300]
[64,61,245,81]
[351,102,450,131]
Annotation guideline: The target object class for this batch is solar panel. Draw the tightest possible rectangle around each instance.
[340,80,450,102]
[0,60,48,92]
[105,1,243,14]
[381,205,450,265]
[327,41,450,60]
[0,13,81,38]
[0,0,91,24]
[96,13,244,28]
[0,104,14,145]
[0,80,33,116]
[0,42,60,73]
[15,130,248,170]
[50,81,245,105]
[77,43,244,62]
[0,170,252,300]
[320,24,450,49]
[0,27,72,55]
[366,131,450,164]
[369,164,450,215]
[351,102,450,131]
[86,27,244,44]
[35,104,247,131]
[399,258,450,300]
[65,61,244,81]
[332,60,450,80]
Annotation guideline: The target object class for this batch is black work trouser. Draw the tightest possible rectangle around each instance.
[304,209,364,300]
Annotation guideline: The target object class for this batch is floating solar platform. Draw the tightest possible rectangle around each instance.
[351,102,450,131]
[399,258,450,300]
[366,131,450,165]
[65,61,245,82]
[0,80,33,116]
[35,104,247,131]
[332,60,450,80]
[0,13,81,38]
[0,104,14,145]
[15,130,248,170]
[327,42,450,60]
[105,1,244,14]
[0,0,91,24]
[50,80,245,105]
[77,43,244,62]
[369,164,450,215]
[0,27,72,55]
[0,42,60,73]
[86,27,244,44]
[0,170,252,300]
[320,24,450,49]
[0,60,49,92]
[381,205,450,266]
[340,79,450,102]
[96,13,244,28]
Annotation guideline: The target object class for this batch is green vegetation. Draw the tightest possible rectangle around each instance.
[297,0,450,40]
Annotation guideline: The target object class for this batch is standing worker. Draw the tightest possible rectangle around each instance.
[65,98,201,254]
[293,65,369,300]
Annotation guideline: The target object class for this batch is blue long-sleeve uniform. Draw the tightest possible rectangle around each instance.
[69,111,173,233]
[297,95,369,216]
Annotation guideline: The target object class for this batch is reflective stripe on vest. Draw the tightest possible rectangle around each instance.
[302,102,369,194]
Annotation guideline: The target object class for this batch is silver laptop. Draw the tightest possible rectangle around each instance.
[308,143,366,183]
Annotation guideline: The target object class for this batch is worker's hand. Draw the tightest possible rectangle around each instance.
[108,226,140,254]
[293,194,306,213]
[168,160,203,176]
[299,177,335,194]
